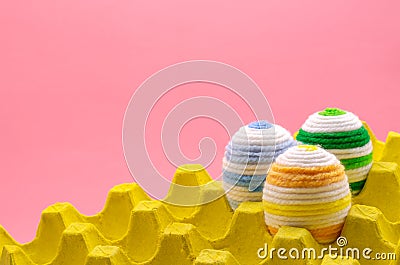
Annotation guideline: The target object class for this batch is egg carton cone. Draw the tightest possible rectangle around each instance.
[1,123,400,265]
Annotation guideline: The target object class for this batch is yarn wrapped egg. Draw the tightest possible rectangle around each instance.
[296,108,373,195]
[263,145,351,244]
[222,121,297,210]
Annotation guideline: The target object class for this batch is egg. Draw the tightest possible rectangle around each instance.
[263,145,351,244]
[296,108,373,195]
[222,121,297,210]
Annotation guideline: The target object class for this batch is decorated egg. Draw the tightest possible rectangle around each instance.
[263,145,351,244]
[296,108,373,195]
[222,121,297,210]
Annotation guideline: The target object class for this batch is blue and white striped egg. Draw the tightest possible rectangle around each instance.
[222,121,297,210]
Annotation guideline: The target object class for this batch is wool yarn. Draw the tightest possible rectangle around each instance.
[222,121,297,210]
[296,108,373,195]
[263,145,351,244]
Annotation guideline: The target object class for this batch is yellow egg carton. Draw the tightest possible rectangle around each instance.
[1,123,400,265]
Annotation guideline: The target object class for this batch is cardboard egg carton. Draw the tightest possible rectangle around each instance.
[0,123,399,265]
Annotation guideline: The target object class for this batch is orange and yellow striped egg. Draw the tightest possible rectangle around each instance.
[263,145,351,244]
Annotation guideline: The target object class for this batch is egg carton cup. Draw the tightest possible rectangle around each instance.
[1,122,400,265]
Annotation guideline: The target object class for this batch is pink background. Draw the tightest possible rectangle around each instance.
[1,0,400,243]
